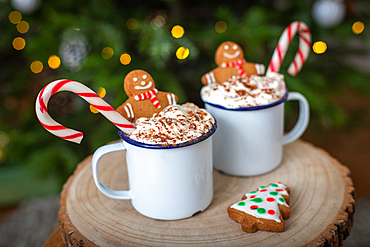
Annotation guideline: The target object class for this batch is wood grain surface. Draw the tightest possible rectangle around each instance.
[58,140,355,246]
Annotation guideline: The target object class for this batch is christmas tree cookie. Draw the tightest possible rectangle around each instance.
[227,182,291,233]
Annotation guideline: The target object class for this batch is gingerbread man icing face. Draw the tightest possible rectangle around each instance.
[215,41,244,66]
[124,70,155,97]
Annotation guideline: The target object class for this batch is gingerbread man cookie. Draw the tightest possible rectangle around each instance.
[117,70,178,122]
[201,41,265,85]
[227,182,291,233]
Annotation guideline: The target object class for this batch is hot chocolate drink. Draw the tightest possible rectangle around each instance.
[129,103,215,145]
[200,73,286,108]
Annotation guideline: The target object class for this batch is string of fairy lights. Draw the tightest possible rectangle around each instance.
[8,10,366,74]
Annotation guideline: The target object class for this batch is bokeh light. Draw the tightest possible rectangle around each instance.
[313,41,327,54]
[0,149,4,163]
[176,47,189,60]
[127,18,138,30]
[12,37,26,50]
[102,47,114,59]
[98,87,107,98]
[352,21,365,35]
[0,132,9,163]
[90,105,99,114]
[90,87,107,113]
[48,55,61,69]
[30,61,43,73]
[16,20,30,34]
[120,53,131,65]
[151,15,166,29]
[171,25,185,38]
[215,21,227,33]
[46,8,57,20]
[8,11,22,24]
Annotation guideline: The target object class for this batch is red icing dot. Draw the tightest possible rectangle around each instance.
[277,182,282,184]
[260,189,267,192]
[276,189,284,192]
[250,195,256,199]
[267,197,275,202]
[268,210,275,215]
[250,205,258,210]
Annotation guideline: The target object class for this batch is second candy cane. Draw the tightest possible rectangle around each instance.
[266,21,312,76]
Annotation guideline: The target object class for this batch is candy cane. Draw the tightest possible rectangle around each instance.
[35,79,135,144]
[266,21,311,76]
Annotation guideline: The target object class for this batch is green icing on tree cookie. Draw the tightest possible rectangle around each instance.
[257,208,266,214]
[250,198,263,203]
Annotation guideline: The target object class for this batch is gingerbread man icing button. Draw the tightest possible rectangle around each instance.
[116,70,178,122]
[201,41,265,85]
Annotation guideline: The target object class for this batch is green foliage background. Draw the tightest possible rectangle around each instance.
[0,0,369,205]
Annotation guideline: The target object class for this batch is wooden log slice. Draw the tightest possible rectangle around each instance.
[58,140,355,246]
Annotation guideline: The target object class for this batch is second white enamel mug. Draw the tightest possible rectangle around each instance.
[202,91,309,176]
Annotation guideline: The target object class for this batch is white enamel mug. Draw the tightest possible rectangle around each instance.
[202,91,309,176]
[91,124,216,220]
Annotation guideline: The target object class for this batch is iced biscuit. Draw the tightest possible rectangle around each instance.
[227,182,291,233]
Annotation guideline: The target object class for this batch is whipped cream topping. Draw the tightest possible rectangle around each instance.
[129,103,215,145]
[200,73,286,108]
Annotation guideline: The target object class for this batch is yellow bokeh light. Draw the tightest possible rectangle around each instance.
[102,47,114,59]
[176,47,189,60]
[30,61,43,73]
[98,87,106,98]
[352,21,365,35]
[12,37,26,50]
[90,105,99,114]
[120,53,131,65]
[90,87,107,113]
[127,18,138,30]
[9,11,22,24]
[48,55,61,69]
[313,41,327,54]
[0,149,4,163]
[215,21,227,33]
[171,25,185,38]
[16,21,30,34]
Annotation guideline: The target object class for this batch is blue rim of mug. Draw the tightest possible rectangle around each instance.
[118,119,217,149]
[201,90,289,111]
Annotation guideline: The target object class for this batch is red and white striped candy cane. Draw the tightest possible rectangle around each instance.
[266,21,311,76]
[35,79,135,144]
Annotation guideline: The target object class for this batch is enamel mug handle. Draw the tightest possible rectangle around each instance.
[283,92,310,145]
[91,142,132,199]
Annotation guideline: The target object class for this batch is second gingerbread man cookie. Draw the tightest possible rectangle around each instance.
[117,70,178,122]
[201,41,265,85]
